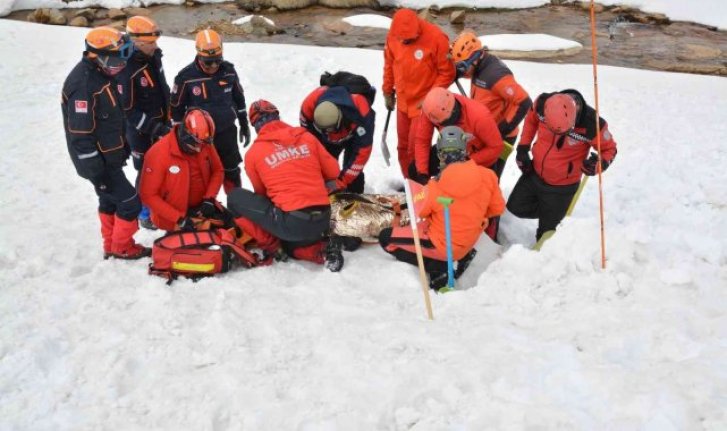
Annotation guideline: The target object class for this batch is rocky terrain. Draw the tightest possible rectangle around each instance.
[7,1,727,76]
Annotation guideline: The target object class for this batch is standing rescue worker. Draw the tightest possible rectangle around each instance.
[507,89,618,240]
[299,85,375,194]
[383,8,455,178]
[379,126,505,290]
[139,109,224,232]
[118,16,171,229]
[61,27,149,259]
[450,30,532,177]
[170,29,250,193]
[226,100,345,272]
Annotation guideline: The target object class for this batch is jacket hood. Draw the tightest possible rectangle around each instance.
[437,161,480,198]
[390,9,421,40]
[257,120,304,143]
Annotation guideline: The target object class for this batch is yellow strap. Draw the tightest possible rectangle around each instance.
[499,141,514,161]
[172,261,216,273]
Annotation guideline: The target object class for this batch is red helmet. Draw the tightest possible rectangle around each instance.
[543,94,577,134]
[249,99,280,131]
[179,109,215,153]
[422,87,456,125]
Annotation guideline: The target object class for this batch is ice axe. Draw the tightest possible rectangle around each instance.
[381,108,392,167]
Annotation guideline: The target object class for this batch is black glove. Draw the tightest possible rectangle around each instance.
[198,199,217,218]
[515,146,533,174]
[581,152,610,176]
[239,119,251,148]
[150,121,171,143]
[176,216,196,232]
[411,171,430,185]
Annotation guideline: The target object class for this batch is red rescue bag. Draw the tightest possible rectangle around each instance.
[149,228,259,283]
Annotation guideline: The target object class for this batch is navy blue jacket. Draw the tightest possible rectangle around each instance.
[117,49,170,134]
[61,57,129,180]
[170,60,247,133]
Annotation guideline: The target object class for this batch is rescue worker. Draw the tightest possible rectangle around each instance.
[450,29,532,177]
[299,85,375,194]
[227,100,345,272]
[379,126,505,290]
[507,89,618,240]
[383,8,455,178]
[118,16,171,229]
[413,87,503,182]
[61,27,149,259]
[170,29,250,193]
[138,109,224,232]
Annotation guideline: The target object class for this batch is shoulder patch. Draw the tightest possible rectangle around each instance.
[75,100,88,114]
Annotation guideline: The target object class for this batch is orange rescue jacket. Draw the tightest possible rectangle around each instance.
[383,13,455,119]
[419,160,505,260]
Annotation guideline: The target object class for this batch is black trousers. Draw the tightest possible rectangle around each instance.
[227,188,330,245]
[90,168,141,221]
[126,128,155,171]
[378,227,448,274]
[215,126,242,187]
[506,173,580,240]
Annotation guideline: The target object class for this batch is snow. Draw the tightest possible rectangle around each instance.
[342,14,392,30]
[231,14,275,27]
[2,19,727,430]
[480,33,582,52]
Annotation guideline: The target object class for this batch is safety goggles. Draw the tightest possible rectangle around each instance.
[198,56,222,67]
[129,30,162,41]
[87,34,134,61]
[179,126,213,153]
[455,50,483,74]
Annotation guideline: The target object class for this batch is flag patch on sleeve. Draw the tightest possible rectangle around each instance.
[75,100,88,114]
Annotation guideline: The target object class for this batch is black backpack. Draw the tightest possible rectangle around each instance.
[320,71,376,106]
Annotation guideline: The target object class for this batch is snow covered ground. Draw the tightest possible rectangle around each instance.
[1,19,727,430]
[3,0,727,30]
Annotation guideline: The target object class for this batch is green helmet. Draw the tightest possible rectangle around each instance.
[436,126,468,166]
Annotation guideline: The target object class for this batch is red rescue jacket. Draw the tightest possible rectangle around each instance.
[420,160,505,260]
[413,94,503,174]
[244,120,340,212]
[139,127,224,231]
[520,90,617,186]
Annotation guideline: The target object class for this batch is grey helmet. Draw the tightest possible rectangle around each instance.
[436,126,469,166]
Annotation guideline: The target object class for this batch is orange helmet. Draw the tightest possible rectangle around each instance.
[450,30,482,63]
[195,29,223,58]
[179,109,215,153]
[543,94,577,134]
[126,16,161,42]
[422,87,456,125]
[85,27,132,75]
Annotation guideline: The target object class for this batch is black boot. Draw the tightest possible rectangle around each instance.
[454,248,477,279]
[341,236,363,252]
[428,271,448,291]
[324,236,344,272]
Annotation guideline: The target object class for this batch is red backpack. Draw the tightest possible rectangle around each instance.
[149,227,260,283]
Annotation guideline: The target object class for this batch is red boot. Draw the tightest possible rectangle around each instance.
[109,216,151,260]
[99,212,115,259]
[291,241,325,265]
